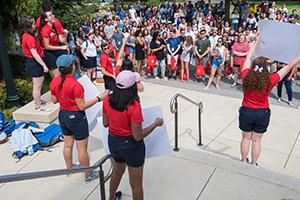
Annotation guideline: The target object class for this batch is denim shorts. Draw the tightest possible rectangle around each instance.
[108,134,145,167]
[239,106,271,134]
[58,110,89,140]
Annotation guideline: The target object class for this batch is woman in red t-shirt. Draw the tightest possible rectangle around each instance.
[239,37,300,166]
[38,11,69,78]
[102,70,163,200]
[20,16,49,111]
[231,34,250,87]
[50,54,107,181]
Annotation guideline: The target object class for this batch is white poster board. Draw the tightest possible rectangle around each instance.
[97,106,172,158]
[256,20,300,67]
[77,75,102,131]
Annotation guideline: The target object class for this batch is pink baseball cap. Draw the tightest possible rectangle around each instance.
[116,70,138,89]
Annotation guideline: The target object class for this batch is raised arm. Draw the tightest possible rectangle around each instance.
[242,37,259,71]
[277,56,300,80]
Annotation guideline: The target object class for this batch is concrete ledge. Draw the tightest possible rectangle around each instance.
[13,91,59,123]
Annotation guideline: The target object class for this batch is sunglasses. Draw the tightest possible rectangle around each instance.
[103,47,109,50]
[218,41,222,43]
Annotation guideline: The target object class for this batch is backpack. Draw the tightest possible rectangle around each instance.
[0,112,6,130]
[34,124,63,147]
[1,119,16,137]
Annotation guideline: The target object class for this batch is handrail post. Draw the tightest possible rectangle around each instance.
[198,105,202,146]
[99,165,106,200]
[174,100,179,151]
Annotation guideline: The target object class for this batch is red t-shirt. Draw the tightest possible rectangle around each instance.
[232,42,250,67]
[36,17,64,35]
[102,96,144,136]
[241,68,280,109]
[100,53,113,74]
[21,32,45,59]
[40,23,60,47]
[50,74,84,111]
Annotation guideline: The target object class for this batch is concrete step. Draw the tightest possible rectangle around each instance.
[12,91,59,123]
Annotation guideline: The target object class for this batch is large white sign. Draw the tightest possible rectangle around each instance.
[256,20,300,67]
[97,106,172,158]
[77,75,102,131]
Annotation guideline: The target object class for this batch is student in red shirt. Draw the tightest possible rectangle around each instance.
[239,36,300,166]
[35,0,67,44]
[20,16,49,111]
[102,70,163,200]
[100,43,116,91]
[38,11,69,78]
[231,34,250,87]
[50,54,107,181]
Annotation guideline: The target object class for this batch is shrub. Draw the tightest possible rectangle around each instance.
[0,78,33,108]
[3,107,18,120]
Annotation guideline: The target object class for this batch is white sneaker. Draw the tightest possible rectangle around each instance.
[36,106,52,112]
[277,98,281,103]
[288,101,293,106]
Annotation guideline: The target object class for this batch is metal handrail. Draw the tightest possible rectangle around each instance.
[0,154,114,200]
[170,93,203,151]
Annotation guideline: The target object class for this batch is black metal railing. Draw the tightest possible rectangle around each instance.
[170,93,203,151]
[0,154,114,200]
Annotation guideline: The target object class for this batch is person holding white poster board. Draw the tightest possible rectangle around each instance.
[50,54,107,182]
[239,36,300,166]
[102,70,163,200]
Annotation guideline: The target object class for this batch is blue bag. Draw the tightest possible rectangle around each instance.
[1,119,16,137]
[0,112,6,130]
[34,124,63,147]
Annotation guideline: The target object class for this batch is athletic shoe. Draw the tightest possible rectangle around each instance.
[40,99,47,106]
[277,98,282,103]
[114,191,122,200]
[231,83,237,88]
[85,170,100,182]
[288,101,293,106]
[36,106,51,112]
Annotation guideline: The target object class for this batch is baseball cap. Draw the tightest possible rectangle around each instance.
[116,70,138,89]
[56,54,75,69]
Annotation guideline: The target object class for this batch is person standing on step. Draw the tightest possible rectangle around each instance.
[195,29,211,81]
[50,54,107,181]
[102,70,163,200]
[38,10,69,78]
[239,36,300,166]
[81,32,99,81]
[20,16,50,111]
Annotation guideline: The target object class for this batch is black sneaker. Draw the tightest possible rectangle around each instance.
[114,191,122,200]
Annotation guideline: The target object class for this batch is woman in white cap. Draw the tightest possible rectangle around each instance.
[50,54,107,181]
[102,70,163,200]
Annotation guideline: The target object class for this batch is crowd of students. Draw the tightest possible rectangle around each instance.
[73,0,299,105]
[19,0,300,199]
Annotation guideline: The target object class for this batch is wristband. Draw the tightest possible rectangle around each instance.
[96,96,101,102]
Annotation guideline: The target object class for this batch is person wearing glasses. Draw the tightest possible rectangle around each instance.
[100,43,116,92]
[195,29,211,81]
[205,37,227,90]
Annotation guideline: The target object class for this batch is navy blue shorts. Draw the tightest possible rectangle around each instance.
[44,50,68,69]
[239,106,271,134]
[108,134,145,167]
[25,58,44,78]
[58,110,89,140]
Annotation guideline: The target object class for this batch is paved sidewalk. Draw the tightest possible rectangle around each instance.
[0,81,299,200]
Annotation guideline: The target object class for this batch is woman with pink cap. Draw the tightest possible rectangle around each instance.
[102,70,163,200]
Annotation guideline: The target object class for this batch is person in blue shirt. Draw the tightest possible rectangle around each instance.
[167,29,182,79]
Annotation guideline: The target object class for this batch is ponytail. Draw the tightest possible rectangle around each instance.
[59,66,73,89]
